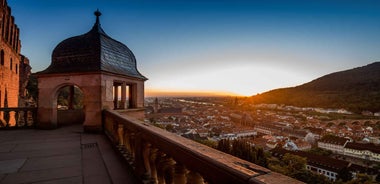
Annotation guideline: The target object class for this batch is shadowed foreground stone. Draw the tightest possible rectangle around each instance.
[0,124,137,184]
[0,159,26,174]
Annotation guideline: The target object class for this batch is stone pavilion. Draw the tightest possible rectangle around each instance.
[36,10,147,131]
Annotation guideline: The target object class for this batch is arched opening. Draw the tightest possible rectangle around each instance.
[56,85,85,126]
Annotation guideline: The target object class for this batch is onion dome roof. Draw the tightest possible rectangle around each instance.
[39,10,147,80]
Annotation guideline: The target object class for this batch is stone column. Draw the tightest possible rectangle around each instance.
[136,81,145,108]
[113,84,119,109]
[130,83,137,108]
[121,82,126,109]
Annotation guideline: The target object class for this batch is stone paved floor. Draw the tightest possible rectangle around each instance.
[0,125,138,184]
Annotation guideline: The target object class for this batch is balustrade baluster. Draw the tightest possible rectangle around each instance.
[31,109,37,127]
[29,110,34,127]
[0,108,37,128]
[186,171,204,184]
[104,116,113,135]
[173,163,187,184]
[22,109,27,126]
[4,109,10,127]
[130,133,136,159]
[157,154,175,184]
[15,110,19,127]
[149,148,159,183]
[117,124,124,146]
[122,131,134,166]
[134,133,146,179]
[124,132,131,153]
[113,120,119,141]
[156,152,166,184]
[143,143,152,177]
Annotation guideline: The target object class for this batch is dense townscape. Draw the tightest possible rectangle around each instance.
[145,97,380,183]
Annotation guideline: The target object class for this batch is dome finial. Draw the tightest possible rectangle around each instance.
[94,9,102,24]
[94,9,102,17]
[91,9,106,35]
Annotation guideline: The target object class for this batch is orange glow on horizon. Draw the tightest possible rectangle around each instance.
[145,89,244,97]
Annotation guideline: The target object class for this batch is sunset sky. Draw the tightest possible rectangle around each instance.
[8,0,380,96]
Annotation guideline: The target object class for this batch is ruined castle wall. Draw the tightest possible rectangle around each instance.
[0,0,22,125]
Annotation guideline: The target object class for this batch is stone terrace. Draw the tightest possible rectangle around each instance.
[0,124,137,184]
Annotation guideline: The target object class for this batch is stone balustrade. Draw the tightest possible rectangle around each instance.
[103,109,302,184]
[0,107,37,128]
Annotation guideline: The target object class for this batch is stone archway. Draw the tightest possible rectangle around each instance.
[56,85,85,126]
[37,74,103,130]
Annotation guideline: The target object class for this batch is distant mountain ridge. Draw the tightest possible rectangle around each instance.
[250,62,380,113]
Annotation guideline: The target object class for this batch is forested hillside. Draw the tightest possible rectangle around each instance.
[250,62,380,113]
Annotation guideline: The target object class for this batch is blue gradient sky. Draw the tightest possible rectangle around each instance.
[8,0,380,96]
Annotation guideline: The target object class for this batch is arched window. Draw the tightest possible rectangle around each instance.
[10,58,12,70]
[0,50,3,65]
[15,64,18,74]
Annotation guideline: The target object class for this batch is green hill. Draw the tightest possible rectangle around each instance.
[250,62,380,113]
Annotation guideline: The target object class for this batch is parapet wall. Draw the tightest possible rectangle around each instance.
[103,109,303,184]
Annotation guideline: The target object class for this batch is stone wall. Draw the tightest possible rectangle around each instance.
[37,73,103,130]
[0,0,24,126]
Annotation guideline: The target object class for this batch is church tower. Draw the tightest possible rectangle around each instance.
[153,97,159,113]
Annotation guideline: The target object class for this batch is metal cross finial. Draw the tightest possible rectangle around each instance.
[94,9,102,17]
[94,9,102,25]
